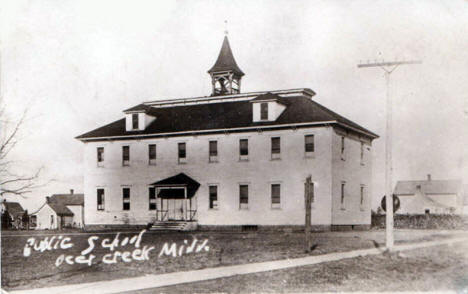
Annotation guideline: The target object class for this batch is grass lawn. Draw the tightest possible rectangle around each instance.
[140,241,468,293]
[1,229,466,291]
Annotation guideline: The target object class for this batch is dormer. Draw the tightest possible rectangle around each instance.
[124,107,156,132]
[250,92,287,122]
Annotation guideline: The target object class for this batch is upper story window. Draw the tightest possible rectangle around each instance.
[305,135,315,157]
[132,113,139,130]
[97,147,104,167]
[149,187,156,210]
[209,185,218,209]
[239,184,249,209]
[239,139,248,161]
[97,189,105,211]
[341,136,346,161]
[271,184,281,209]
[271,137,280,159]
[209,141,218,163]
[122,146,130,166]
[260,103,268,120]
[178,142,186,164]
[122,188,130,210]
[148,144,156,165]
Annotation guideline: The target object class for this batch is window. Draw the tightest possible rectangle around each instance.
[51,215,54,226]
[260,103,268,120]
[271,137,280,159]
[360,142,364,165]
[149,187,156,210]
[305,135,314,156]
[341,136,345,160]
[122,146,130,166]
[148,144,156,165]
[123,188,130,210]
[132,113,139,130]
[360,185,365,209]
[239,139,248,160]
[97,147,104,166]
[209,185,218,209]
[340,182,345,209]
[239,185,248,209]
[178,142,186,163]
[97,189,105,211]
[271,184,281,209]
[209,141,218,162]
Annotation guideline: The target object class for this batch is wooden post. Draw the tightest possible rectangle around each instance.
[304,175,312,252]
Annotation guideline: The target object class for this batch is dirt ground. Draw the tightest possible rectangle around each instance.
[1,229,467,291]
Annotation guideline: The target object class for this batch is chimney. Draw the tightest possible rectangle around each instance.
[46,196,50,203]
[427,174,431,181]
[70,189,74,195]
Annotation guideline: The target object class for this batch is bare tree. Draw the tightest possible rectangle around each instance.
[0,106,46,197]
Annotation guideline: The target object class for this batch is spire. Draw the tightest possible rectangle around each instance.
[208,36,244,76]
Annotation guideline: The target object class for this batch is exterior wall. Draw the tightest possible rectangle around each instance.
[397,193,462,214]
[331,128,373,226]
[83,126,334,226]
[34,204,58,230]
[67,205,84,227]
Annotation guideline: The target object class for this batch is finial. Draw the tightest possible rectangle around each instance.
[224,20,228,35]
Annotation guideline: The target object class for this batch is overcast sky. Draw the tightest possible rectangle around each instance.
[1,0,467,211]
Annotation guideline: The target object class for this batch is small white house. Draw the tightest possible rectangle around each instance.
[394,175,464,215]
[32,191,84,230]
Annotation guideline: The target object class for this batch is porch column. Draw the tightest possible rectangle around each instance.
[184,187,187,221]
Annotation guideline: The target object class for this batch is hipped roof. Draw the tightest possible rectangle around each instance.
[77,96,378,140]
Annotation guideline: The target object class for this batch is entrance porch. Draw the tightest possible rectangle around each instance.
[150,173,200,223]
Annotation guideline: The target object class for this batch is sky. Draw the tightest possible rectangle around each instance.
[1,0,467,211]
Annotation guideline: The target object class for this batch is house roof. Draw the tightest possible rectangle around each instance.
[151,173,200,199]
[3,202,25,218]
[249,92,289,105]
[77,96,378,141]
[208,36,244,76]
[49,194,84,206]
[394,179,462,196]
[48,202,74,216]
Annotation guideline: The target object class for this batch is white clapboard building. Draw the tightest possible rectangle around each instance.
[76,36,378,231]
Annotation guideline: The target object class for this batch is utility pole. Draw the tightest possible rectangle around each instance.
[357,60,421,250]
[304,175,313,252]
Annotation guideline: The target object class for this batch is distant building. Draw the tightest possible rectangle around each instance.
[31,190,84,230]
[76,35,378,231]
[394,174,464,215]
[1,201,26,229]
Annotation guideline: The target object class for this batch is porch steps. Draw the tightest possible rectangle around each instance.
[149,221,196,231]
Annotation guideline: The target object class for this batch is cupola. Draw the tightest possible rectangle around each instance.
[208,35,244,96]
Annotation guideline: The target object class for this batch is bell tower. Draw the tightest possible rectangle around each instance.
[208,34,244,96]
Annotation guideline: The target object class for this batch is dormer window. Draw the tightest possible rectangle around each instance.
[250,93,287,123]
[260,103,268,120]
[124,111,156,132]
[132,114,139,130]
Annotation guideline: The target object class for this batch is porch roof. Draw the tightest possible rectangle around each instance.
[150,173,200,199]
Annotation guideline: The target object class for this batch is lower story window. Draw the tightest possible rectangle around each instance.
[239,184,248,209]
[149,187,156,210]
[123,188,130,210]
[97,188,105,210]
[271,184,281,209]
[209,185,218,209]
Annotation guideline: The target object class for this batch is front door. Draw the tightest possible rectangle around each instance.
[168,199,184,220]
